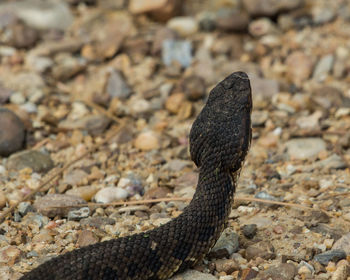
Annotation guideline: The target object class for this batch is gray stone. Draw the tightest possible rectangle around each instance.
[34,194,86,217]
[314,250,346,265]
[0,108,25,157]
[18,202,34,216]
[285,138,326,160]
[7,150,53,172]
[243,0,303,17]
[0,0,73,30]
[313,54,334,81]
[106,69,132,100]
[241,224,257,239]
[258,263,297,280]
[246,241,276,261]
[68,207,90,221]
[169,270,216,280]
[209,228,239,259]
[162,39,192,68]
[215,8,250,32]
[333,233,350,255]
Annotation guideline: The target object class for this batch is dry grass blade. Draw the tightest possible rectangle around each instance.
[0,120,125,223]
[44,195,315,211]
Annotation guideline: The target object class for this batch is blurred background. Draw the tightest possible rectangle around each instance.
[1,1,350,279]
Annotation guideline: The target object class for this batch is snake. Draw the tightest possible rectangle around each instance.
[20,71,252,280]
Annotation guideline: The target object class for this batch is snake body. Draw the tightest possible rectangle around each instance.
[20,71,252,280]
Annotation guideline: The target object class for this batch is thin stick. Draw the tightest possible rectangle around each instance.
[0,121,125,223]
[45,195,315,211]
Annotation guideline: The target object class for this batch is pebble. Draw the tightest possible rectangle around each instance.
[313,54,334,81]
[331,260,349,280]
[51,53,87,81]
[169,270,216,280]
[214,259,239,274]
[182,76,206,101]
[7,150,54,172]
[165,92,186,114]
[66,186,100,201]
[0,108,25,157]
[285,138,326,160]
[94,187,128,203]
[209,228,239,259]
[0,245,21,266]
[333,233,350,254]
[162,39,192,68]
[80,217,116,229]
[241,224,257,239]
[151,27,177,55]
[286,51,313,85]
[106,69,132,100]
[248,18,276,37]
[243,0,303,17]
[0,84,12,104]
[68,207,90,221]
[59,115,110,136]
[134,131,160,151]
[215,8,250,32]
[0,0,73,30]
[18,202,34,216]
[33,194,86,217]
[259,263,297,280]
[77,230,98,248]
[314,250,346,266]
[167,17,198,37]
[129,0,179,21]
[63,169,89,186]
[245,241,276,261]
[249,75,279,108]
[0,191,6,209]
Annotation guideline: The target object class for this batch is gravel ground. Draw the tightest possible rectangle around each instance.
[1,0,350,279]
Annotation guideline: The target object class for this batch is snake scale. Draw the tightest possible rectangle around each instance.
[20,71,252,280]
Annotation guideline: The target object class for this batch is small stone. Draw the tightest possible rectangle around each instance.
[0,84,12,104]
[241,268,259,280]
[167,17,198,37]
[51,53,87,81]
[77,230,98,248]
[129,0,180,21]
[0,0,73,30]
[331,260,349,280]
[68,207,90,221]
[144,187,171,200]
[165,92,186,114]
[106,69,131,100]
[313,54,334,81]
[314,250,346,266]
[248,18,276,37]
[246,241,276,261]
[285,138,326,160]
[63,169,88,186]
[134,131,160,151]
[209,228,239,259]
[298,265,313,276]
[94,187,128,204]
[59,115,110,136]
[0,246,21,266]
[0,108,25,157]
[215,8,250,32]
[17,202,34,216]
[169,269,216,280]
[241,224,257,239]
[80,217,116,229]
[151,27,177,55]
[333,233,350,255]
[0,191,6,209]
[286,51,313,86]
[182,76,206,101]
[215,259,239,274]
[34,194,86,217]
[249,75,279,108]
[162,39,192,68]
[258,263,297,280]
[7,150,54,173]
[243,0,303,17]
[66,186,100,201]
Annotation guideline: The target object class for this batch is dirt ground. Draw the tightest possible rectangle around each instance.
[0,0,350,279]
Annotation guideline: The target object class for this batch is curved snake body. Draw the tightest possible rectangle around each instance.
[20,71,252,280]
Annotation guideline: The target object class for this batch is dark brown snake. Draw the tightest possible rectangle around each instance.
[20,71,252,280]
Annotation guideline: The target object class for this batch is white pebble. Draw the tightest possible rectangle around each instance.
[94,187,128,203]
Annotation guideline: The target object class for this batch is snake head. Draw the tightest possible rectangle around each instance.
[189,71,252,172]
